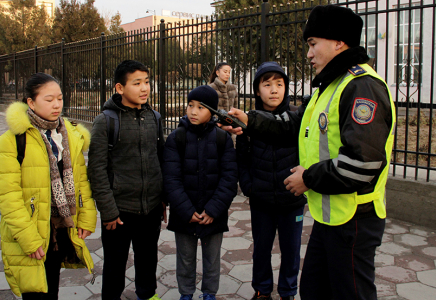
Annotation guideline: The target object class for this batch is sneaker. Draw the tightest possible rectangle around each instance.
[179,295,193,300]
[251,291,272,300]
[200,294,216,300]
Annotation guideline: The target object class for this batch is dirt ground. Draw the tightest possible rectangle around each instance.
[394,113,436,168]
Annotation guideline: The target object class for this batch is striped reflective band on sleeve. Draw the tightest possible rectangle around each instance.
[332,154,382,182]
[336,154,382,169]
[275,111,290,122]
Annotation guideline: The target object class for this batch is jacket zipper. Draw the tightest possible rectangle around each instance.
[272,146,278,199]
[30,197,35,217]
[139,110,146,214]
[79,190,83,208]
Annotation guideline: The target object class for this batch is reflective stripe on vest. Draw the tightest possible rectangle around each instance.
[319,73,351,223]
[299,64,396,226]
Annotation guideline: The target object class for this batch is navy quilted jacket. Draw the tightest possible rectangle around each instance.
[236,62,306,212]
[163,116,238,238]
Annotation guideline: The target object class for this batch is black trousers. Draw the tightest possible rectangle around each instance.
[22,228,73,300]
[251,206,304,297]
[300,214,385,300]
[101,205,162,300]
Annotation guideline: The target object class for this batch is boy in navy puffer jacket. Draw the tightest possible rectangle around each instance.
[236,62,307,300]
[163,85,238,300]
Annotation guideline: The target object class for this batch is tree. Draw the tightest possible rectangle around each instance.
[108,11,125,35]
[51,0,107,43]
[214,0,329,86]
[0,0,51,55]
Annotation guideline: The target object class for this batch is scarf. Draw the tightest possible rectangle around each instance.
[27,108,76,228]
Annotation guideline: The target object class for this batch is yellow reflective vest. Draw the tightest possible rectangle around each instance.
[299,64,396,226]
[0,102,97,296]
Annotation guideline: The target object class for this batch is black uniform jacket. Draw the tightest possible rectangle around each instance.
[246,46,393,197]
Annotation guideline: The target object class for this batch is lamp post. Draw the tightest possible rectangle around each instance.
[145,8,157,26]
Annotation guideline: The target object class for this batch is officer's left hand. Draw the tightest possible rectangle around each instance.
[284,165,309,196]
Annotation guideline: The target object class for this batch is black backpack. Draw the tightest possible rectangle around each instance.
[16,133,26,165]
[103,108,161,151]
[174,125,227,162]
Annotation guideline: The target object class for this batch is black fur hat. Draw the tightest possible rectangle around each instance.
[303,5,363,47]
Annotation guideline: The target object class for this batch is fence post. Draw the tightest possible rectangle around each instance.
[159,19,166,120]
[61,38,65,101]
[14,52,18,101]
[100,32,106,111]
[260,0,270,64]
[61,38,69,116]
[34,46,38,73]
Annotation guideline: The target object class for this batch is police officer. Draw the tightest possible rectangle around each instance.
[221,5,395,300]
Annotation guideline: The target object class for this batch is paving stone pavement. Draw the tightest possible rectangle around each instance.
[1,112,436,300]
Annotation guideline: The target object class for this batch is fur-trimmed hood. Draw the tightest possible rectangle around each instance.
[5,102,91,152]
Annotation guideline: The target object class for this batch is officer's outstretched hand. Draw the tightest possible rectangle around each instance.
[284,165,309,196]
[218,108,247,135]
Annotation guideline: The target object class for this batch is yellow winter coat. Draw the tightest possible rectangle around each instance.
[0,102,97,296]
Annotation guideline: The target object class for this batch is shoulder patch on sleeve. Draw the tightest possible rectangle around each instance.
[348,65,367,76]
[351,98,377,125]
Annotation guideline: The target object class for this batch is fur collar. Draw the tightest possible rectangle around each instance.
[6,102,91,152]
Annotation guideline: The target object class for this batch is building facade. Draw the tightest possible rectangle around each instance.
[0,0,55,18]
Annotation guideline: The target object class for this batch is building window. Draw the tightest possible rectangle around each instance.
[360,9,376,60]
[394,4,421,85]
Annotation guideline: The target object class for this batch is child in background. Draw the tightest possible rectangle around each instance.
[163,85,238,300]
[236,62,306,300]
[88,60,165,300]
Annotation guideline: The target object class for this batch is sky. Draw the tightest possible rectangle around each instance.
[55,0,216,25]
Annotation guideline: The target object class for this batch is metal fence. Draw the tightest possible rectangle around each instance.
[1,0,436,181]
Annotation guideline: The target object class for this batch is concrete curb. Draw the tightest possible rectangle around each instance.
[387,178,436,229]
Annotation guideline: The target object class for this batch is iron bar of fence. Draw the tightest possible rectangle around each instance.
[428,3,436,182]
[14,52,17,100]
[34,46,37,73]
[100,32,106,111]
[159,19,166,121]
[61,39,65,108]
[414,1,424,180]
[260,0,270,64]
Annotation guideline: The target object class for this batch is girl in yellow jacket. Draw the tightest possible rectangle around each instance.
[0,73,97,299]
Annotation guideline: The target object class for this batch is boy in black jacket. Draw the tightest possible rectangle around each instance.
[163,85,238,300]
[237,62,306,300]
[88,60,165,300]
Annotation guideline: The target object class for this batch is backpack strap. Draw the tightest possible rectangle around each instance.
[152,110,161,141]
[16,133,26,166]
[103,109,119,151]
[175,125,186,162]
[216,127,227,159]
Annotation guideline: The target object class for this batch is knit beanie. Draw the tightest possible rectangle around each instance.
[188,85,219,111]
[303,5,363,47]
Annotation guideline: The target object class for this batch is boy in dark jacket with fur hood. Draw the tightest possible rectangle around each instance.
[237,62,306,300]
[88,60,165,300]
[163,85,238,300]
